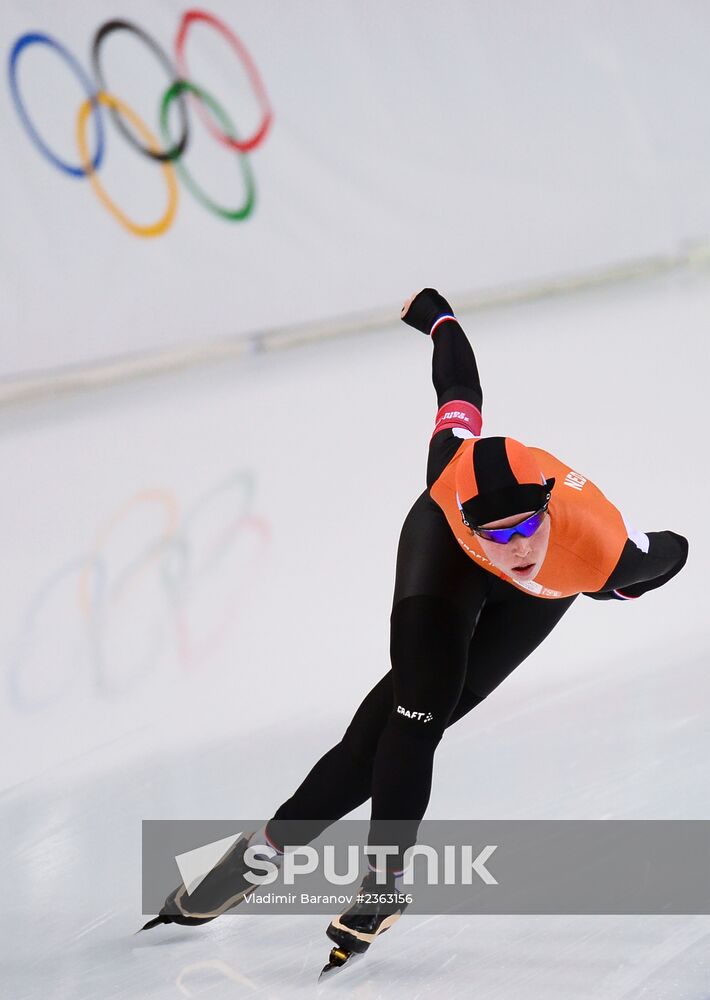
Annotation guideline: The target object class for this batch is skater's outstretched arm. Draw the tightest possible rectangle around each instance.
[401,287,484,487]
[585,529,689,601]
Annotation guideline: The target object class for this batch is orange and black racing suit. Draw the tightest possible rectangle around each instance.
[267,296,688,866]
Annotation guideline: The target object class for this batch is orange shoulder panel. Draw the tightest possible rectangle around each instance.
[429,443,628,599]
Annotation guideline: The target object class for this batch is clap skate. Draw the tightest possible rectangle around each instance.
[140,831,259,930]
[319,868,410,980]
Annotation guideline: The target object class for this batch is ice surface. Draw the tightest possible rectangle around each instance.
[2,274,709,997]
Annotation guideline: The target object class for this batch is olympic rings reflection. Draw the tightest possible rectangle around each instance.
[175,958,260,996]
[7,469,271,711]
[78,489,179,618]
[7,9,272,236]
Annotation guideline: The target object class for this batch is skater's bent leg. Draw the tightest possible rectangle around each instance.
[266,672,394,849]
[363,491,487,868]
[367,594,474,868]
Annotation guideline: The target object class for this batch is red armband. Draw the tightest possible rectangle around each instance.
[431,400,483,440]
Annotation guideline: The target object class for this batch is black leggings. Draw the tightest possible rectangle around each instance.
[267,491,576,862]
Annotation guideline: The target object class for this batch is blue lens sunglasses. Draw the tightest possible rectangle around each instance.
[467,503,550,544]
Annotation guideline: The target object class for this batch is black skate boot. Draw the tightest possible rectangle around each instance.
[319,868,410,978]
[141,831,262,930]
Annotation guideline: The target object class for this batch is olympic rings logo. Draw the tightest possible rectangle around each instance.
[7,469,271,711]
[7,10,273,237]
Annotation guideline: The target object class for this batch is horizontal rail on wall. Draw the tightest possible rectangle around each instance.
[2,242,709,408]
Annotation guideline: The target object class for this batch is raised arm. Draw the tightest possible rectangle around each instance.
[401,288,483,410]
[401,288,484,486]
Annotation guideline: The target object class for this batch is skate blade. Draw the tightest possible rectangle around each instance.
[318,946,365,982]
[137,915,168,933]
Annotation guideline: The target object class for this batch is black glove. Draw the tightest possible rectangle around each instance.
[401,288,455,335]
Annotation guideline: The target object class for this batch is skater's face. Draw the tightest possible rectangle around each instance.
[475,509,551,581]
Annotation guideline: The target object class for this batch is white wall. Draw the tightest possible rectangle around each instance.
[4,0,710,378]
[1,274,706,791]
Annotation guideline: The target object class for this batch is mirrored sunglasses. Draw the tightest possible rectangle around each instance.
[470,504,549,544]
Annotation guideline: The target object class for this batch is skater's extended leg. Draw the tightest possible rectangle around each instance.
[266,671,394,848]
